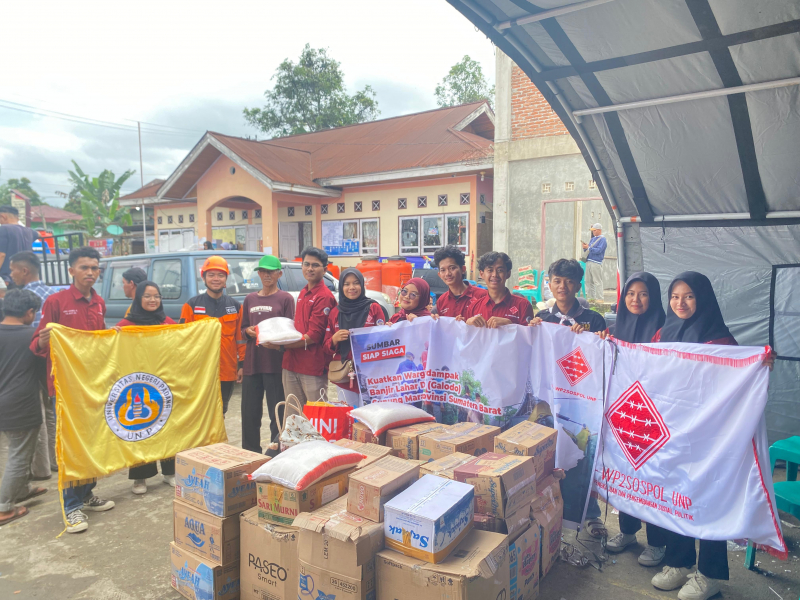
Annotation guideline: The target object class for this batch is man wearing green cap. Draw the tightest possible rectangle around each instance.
[240,255,295,454]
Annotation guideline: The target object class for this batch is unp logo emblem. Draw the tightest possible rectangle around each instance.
[106,373,173,441]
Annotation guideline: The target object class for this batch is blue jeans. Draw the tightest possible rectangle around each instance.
[63,483,96,514]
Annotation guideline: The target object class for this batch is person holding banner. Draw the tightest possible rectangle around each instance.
[432,245,487,317]
[30,247,115,534]
[599,272,669,566]
[532,259,606,333]
[463,252,533,327]
[388,278,431,323]
[115,281,176,495]
[324,268,384,407]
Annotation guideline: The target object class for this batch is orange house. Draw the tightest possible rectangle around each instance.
[119,102,495,274]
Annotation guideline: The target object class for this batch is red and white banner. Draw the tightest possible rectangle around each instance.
[595,340,786,558]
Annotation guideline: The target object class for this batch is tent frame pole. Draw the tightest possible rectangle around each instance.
[621,211,800,223]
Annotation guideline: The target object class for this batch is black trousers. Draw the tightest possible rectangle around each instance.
[664,531,729,580]
[220,381,235,415]
[618,511,669,547]
[129,458,175,480]
[241,373,285,453]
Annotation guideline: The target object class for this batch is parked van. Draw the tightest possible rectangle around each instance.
[95,251,393,327]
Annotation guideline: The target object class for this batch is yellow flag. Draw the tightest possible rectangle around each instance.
[51,319,227,485]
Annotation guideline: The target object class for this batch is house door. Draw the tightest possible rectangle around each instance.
[246,225,261,252]
[279,222,300,260]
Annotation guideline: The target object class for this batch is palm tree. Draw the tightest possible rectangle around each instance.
[67,160,135,237]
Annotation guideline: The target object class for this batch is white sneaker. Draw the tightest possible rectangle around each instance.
[638,545,666,566]
[66,509,88,533]
[607,532,637,553]
[652,566,691,590]
[677,572,721,600]
[163,475,176,487]
[132,479,147,495]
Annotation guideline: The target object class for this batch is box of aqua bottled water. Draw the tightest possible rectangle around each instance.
[170,542,240,600]
[175,444,268,517]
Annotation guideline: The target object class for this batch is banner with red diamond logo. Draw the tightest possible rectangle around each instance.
[605,381,670,470]
[556,347,593,386]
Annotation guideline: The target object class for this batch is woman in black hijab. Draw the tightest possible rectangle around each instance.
[324,268,385,406]
[603,273,670,566]
[115,281,175,495]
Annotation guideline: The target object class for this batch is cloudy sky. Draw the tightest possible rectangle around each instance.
[1,1,496,207]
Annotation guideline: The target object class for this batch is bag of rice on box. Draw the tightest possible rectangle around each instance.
[249,440,364,490]
[349,402,435,436]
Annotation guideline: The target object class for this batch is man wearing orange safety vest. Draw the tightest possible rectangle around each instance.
[180,256,245,414]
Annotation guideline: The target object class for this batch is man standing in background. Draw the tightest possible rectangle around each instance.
[582,223,607,301]
[121,268,147,317]
[0,206,37,288]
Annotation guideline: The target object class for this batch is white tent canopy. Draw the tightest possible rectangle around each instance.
[447,0,800,443]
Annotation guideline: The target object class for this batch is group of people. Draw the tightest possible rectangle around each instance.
[0,220,769,600]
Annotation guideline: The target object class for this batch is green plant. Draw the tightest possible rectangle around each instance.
[435,56,494,109]
[67,161,134,237]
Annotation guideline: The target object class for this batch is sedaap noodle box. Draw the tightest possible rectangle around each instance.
[383,474,474,563]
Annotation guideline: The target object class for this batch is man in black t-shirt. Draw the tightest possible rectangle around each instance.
[0,290,47,525]
[0,206,37,286]
[532,258,606,333]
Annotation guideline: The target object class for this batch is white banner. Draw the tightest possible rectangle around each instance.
[350,320,785,554]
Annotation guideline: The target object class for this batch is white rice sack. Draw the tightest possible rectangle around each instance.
[349,402,435,436]
[257,317,303,345]
[249,440,364,490]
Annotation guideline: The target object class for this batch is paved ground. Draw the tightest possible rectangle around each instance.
[1,387,798,600]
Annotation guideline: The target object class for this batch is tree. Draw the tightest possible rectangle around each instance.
[0,177,45,206]
[244,44,380,137]
[67,161,135,237]
[435,56,495,109]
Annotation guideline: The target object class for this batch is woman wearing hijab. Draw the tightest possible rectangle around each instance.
[324,269,385,407]
[649,271,733,600]
[115,281,176,494]
[602,273,670,567]
[388,278,431,324]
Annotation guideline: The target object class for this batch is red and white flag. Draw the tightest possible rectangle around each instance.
[595,340,786,558]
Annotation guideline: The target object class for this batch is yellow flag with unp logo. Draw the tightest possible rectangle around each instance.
[51,318,227,487]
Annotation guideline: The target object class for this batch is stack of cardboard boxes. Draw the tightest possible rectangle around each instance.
[170,444,268,600]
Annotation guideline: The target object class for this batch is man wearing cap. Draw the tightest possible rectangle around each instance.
[121,267,147,318]
[240,256,294,454]
[582,223,607,301]
[180,256,245,414]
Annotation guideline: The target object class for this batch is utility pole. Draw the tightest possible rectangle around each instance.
[138,121,147,254]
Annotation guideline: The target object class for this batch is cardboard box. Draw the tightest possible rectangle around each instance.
[170,542,240,600]
[418,452,476,480]
[384,474,474,563]
[385,422,447,459]
[453,452,537,518]
[530,475,563,579]
[173,499,240,566]
[239,507,298,600]
[494,422,557,481]
[334,439,393,469]
[472,504,532,539]
[347,456,421,522]
[298,558,375,600]
[352,421,385,445]
[257,468,352,526]
[175,443,268,517]
[294,496,385,579]
[376,530,510,600]
[418,423,500,462]
[509,523,540,600]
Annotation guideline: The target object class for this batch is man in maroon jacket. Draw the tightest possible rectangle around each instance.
[432,245,487,318]
[31,247,115,533]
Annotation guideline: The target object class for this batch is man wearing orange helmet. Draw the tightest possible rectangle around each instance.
[180,256,245,414]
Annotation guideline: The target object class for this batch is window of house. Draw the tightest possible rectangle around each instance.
[565,182,575,191]
[354,201,362,212]
[460,193,470,205]
[157,216,162,225]
[255,209,262,218]
[321,204,328,215]
[305,206,312,216]
[438,194,448,207]
[360,219,379,255]
[320,218,379,257]
[542,183,551,193]
[771,264,800,360]
[418,196,427,208]
[337,203,345,213]
[167,215,173,224]
[589,179,597,189]
[178,214,184,223]
[189,214,195,223]
[398,198,407,209]
[399,213,469,255]
[288,206,295,217]
[372,200,380,211]
[242,211,248,219]
[229,211,235,220]
[217,212,223,221]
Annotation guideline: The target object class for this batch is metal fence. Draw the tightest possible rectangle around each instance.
[38,232,85,286]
